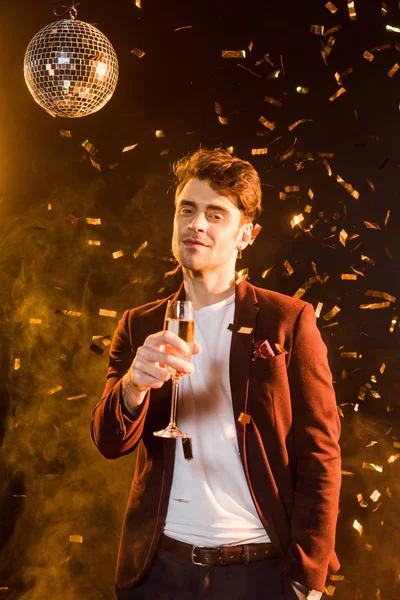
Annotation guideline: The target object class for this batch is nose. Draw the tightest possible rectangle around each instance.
[188,212,207,232]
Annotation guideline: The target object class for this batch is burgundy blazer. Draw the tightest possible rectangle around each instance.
[91,279,341,592]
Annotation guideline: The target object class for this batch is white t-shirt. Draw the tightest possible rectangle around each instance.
[163,294,271,546]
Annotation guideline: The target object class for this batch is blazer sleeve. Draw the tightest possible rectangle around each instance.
[90,310,150,460]
[285,302,342,591]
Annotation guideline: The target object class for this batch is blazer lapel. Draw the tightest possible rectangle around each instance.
[229,279,259,452]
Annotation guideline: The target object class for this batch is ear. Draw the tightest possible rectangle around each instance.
[238,222,253,249]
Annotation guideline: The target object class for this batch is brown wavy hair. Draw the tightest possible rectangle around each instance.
[172,148,262,222]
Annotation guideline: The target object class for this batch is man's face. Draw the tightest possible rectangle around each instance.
[172,178,252,274]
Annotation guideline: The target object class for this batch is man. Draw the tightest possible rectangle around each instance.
[91,148,341,600]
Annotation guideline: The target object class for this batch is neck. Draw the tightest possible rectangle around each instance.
[182,267,236,310]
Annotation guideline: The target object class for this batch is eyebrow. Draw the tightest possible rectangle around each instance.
[177,199,231,214]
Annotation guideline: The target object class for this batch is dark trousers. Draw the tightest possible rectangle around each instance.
[115,548,299,600]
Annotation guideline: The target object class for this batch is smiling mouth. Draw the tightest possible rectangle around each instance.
[181,239,209,247]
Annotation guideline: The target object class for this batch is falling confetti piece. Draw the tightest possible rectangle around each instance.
[310,25,325,35]
[337,174,359,198]
[365,290,396,302]
[122,144,138,153]
[60,130,72,138]
[353,520,363,535]
[389,316,398,333]
[156,130,165,138]
[325,2,338,13]
[370,490,381,502]
[290,214,304,228]
[251,148,268,155]
[362,462,383,472]
[66,394,88,401]
[261,266,274,278]
[387,454,400,464]
[174,25,193,32]
[135,0,141,7]
[347,1,356,20]
[341,274,357,280]
[321,36,336,61]
[48,385,63,395]
[323,25,343,36]
[361,254,375,266]
[29,318,42,325]
[87,240,101,246]
[218,116,229,125]
[14,358,21,370]
[258,116,276,130]
[284,185,300,192]
[329,87,346,102]
[339,229,348,246]
[112,250,124,259]
[363,50,375,61]
[387,63,400,77]
[81,139,98,156]
[365,178,376,191]
[99,309,117,318]
[86,218,101,225]
[288,118,313,131]
[360,302,390,310]
[322,158,333,176]
[133,241,148,259]
[296,86,309,94]
[357,493,368,508]
[69,535,83,543]
[341,352,358,358]
[264,95,282,107]
[221,50,246,58]
[131,48,145,58]
[323,306,341,321]
[90,157,101,172]
[386,24,400,33]
[283,260,294,275]
[54,310,82,317]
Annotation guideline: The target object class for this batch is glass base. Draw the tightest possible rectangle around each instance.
[153,424,191,439]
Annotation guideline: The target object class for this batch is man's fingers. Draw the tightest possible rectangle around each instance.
[145,330,192,357]
[138,345,194,376]
[192,342,202,355]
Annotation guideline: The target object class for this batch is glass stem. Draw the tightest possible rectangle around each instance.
[169,377,180,427]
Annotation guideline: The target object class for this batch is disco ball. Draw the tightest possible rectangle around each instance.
[23,18,119,118]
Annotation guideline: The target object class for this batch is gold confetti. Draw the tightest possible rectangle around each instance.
[342,274,357,280]
[339,229,348,246]
[290,213,304,228]
[275,343,288,355]
[381,1,387,15]
[370,490,381,502]
[387,63,400,77]
[341,470,355,476]
[258,116,276,130]
[360,302,390,310]
[284,185,300,192]
[388,453,400,464]
[264,95,282,107]
[99,309,117,318]
[261,266,274,278]
[131,48,145,58]
[357,493,368,508]
[174,25,193,32]
[55,310,81,317]
[249,223,262,245]
[353,519,363,535]
[221,50,246,58]
[386,24,400,33]
[341,351,358,358]
[337,174,359,198]
[310,25,324,35]
[288,118,313,131]
[156,130,165,137]
[363,50,375,62]
[135,0,141,7]
[321,36,336,61]
[215,102,222,115]
[69,535,83,543]
[329,87,346,102]
[81,139,98,156]
[90,157,101,172]
[48,385,63,395]
[160,149,170,156]
[29,318,42,325]
[365,178,376,191]
[347,1,356,20]
[304,205,312,214]
[389,315,398,333]
[322,158,333,176]
[365,290,396,303]
[122,144,138,153]
[361,254,376,266]
[87,240,101,246]
[251,148,268,155]
[133,241,148,258]
[323,25,343,36]
[67,394,88,401]
[296,86,309,94]
[315,302,323,318]
[14,358,21,370]
[279,192,287,200]
[60,130,72,138]
[218,116,229,125]
[325,1,338,13]
[307,188,314,200]
[86,218,101,225]
[47,203,52,210]
[226,146,234,154]
[362,462,383,472]
[112,250,124,259]
[330,575,345,582]
[283,260,294,275]
[384,210,390,226]
[323,305,341,321]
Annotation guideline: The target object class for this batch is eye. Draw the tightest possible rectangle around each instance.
[208,212,225,221]
[178,206,195,216]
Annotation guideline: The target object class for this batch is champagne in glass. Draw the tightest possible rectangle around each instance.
[153,300,194,439]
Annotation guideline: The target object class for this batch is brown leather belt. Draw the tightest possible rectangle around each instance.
[158,533,279,566]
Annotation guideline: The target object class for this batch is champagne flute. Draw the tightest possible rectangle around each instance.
[153,300,194,439]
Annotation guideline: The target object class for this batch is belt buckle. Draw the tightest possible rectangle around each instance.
[191,544,213,567]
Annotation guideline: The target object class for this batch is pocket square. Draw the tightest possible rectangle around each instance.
[252,339,276,361]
